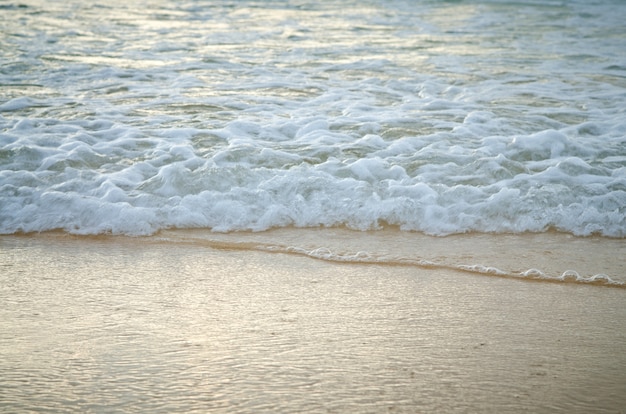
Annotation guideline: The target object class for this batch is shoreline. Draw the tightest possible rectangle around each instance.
[15,226,621,287]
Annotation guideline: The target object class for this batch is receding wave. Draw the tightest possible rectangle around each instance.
[150,233,625,289]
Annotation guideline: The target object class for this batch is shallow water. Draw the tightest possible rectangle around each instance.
[1,234,625,413]
[1,0,625,236]
[158,227,626,286]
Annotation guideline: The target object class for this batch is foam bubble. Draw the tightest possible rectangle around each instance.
[1,0,625,237]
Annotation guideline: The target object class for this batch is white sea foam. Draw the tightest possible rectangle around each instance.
[1,0,625,237]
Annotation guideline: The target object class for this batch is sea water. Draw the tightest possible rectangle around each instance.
[1,0,625,238]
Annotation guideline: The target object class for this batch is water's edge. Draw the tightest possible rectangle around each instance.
[6,227,623,288]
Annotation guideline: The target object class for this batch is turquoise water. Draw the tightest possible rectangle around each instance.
[1,0,625,236]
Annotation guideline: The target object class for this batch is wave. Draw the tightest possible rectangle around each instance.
[1,0,625,239]
[144,229,626,288]
[1,129,625,237]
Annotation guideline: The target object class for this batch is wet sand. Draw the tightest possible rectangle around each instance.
[1,231,625,413]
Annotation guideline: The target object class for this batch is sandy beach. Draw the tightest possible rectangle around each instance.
[1,230,625,413]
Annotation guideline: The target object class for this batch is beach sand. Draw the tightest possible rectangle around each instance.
[1,230,625,413]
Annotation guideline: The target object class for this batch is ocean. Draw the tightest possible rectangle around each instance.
[2,0,625,283]
[2,0,625,236]
[1,1,626,411]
